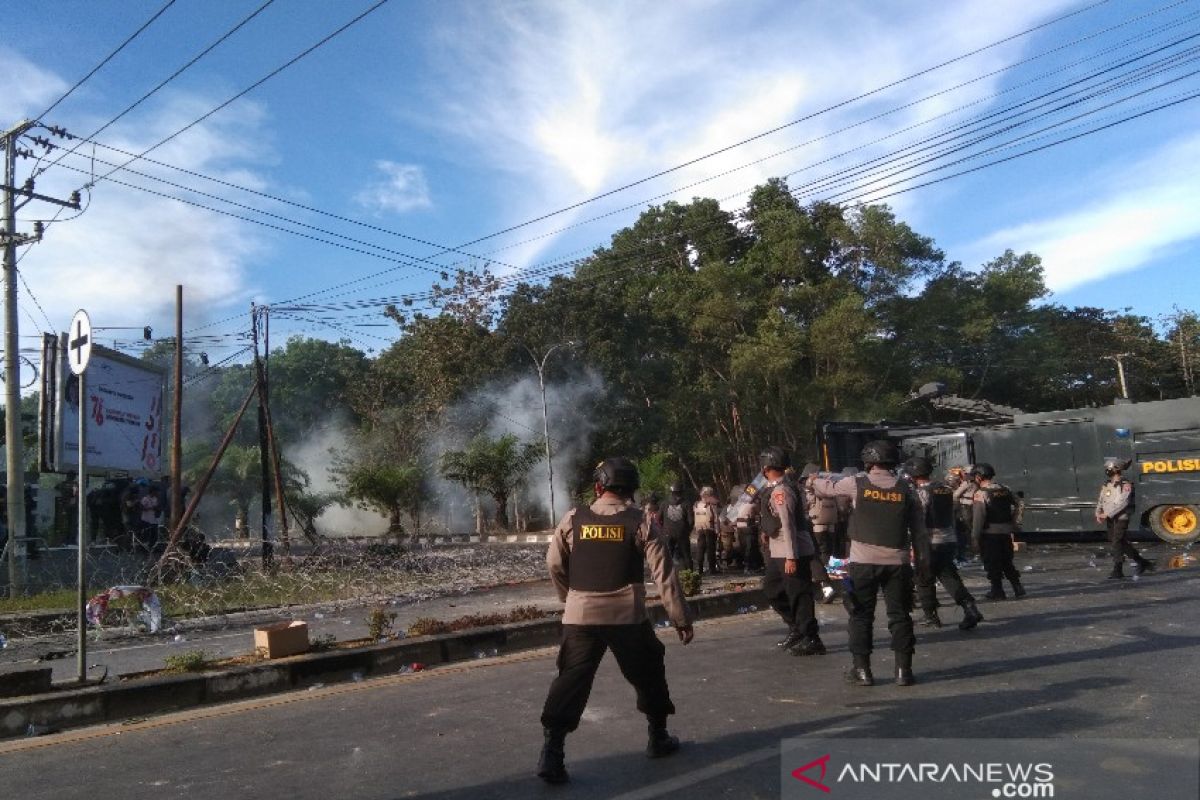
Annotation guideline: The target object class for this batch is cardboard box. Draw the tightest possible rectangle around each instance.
[254,621,310,659]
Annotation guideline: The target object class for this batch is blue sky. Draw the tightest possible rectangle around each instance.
[3,0,1199,364]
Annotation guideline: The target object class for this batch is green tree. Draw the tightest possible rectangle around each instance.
[440,434,543,532]
[339,462,425,536]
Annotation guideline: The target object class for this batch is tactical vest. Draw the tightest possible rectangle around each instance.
[846,475,911,549]
[569,506,645,592]
[924,481,956,530]
[693,501,715,531]
[759,481,795,538]
[809,491,839,527]
[981,484,1017,526]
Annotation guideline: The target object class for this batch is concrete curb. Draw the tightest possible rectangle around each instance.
[0,586,767,739]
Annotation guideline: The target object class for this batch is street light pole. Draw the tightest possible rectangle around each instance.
[525,342,574,525]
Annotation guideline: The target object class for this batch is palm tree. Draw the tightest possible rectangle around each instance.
[440,434,543,532]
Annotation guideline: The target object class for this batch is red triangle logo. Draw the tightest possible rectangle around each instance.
[791,754,832,793]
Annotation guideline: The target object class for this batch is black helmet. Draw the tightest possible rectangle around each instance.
[801,462,820,478]
[973,463,996,480]
[906,456,933,478]
[759,446,791,471]
[668,483,683,495]
[1103,457,1132,474]
[593,458,640,492]
[861,439,899,466]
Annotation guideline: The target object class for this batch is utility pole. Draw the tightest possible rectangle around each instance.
[251,303,273,568]
[523,342,576,525]
[3,120,77,596]
[1104,353,1133,400]
[170,285,183,531]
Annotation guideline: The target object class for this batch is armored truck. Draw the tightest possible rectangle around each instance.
[816,396,1200,545]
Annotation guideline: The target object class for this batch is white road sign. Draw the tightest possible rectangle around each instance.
[67,309,92,376]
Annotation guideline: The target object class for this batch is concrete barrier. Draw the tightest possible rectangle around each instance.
[0,586,769,740]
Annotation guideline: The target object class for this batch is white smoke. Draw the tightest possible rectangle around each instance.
[287,423,390,538]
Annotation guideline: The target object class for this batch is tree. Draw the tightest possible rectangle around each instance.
[440,434,543,532]
[339,462,425,536]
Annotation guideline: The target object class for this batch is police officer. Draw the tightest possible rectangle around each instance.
[538,458,694,785]
[801,463,838,604]
[970,464,1026,600]
[692,486,721,575]
[1096,457,1154,580]
[906,457,984,630]
[734,486,764,574]
[658,484,693,571]
[813,440,926,686]
[758,446,825,656]
[720,486,743,570]
[950,466,977,563]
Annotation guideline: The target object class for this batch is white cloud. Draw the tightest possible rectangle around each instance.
[0,47,69,117]
[967,132,1200,292]
[421,0,1080,270]
[354,161,432,215]
[12,93,275,337]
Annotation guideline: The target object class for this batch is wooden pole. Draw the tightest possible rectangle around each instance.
[170,285,183,531]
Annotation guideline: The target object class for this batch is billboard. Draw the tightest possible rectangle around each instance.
[40,334,167,475]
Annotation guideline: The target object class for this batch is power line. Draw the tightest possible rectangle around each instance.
[35,0,181,120]
[36,0,281,181]
[88,0,395,187]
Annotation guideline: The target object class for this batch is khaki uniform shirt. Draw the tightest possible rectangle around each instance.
[812,466,926,566]
[761,478,816,560]
[547,495,692,628]
[1096,477,1133,519]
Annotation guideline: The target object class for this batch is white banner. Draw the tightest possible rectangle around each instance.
[54,343,166,475]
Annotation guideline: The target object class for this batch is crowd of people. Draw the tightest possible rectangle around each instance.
[536,444,1155,783]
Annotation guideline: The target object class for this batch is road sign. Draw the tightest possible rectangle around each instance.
[68,309,91,376]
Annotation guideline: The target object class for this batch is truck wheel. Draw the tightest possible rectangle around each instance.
[1147,505,1200,545]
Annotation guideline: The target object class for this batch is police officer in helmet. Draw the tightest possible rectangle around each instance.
[658,483,694,571]
[758,446,825,657]
[906,456,984,631]
[538,458,694,785]
[812,440,927,686]
[1096,457,1154,579]
[970,463,1026,600]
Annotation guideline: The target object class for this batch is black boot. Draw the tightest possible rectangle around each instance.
[984,581,1006,600]
[776,630,803,650]
[894,653,915,686]
[646,717,680,758]
[790,636,827,656]
[537,729,569,784]
[1011,578,1026,598]
[1107,565,1125,580]
[845,654,874,686]
[958,599,983,630]
[1135,559,1156,576]
[919,609,942,628]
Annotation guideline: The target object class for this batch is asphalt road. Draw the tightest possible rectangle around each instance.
[2,542,1197,799]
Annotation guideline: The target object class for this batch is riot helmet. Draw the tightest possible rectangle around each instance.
[593,457,640,493]
[906,456,933,479]
[1103,457,1132,475]
[759,446,791,471]
[860,439,900,467]
[973,463,996,480]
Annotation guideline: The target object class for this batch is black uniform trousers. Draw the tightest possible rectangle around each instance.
[1106,515,1142,570]
[763,556,818,638]
[916,544,973,612]
[737,529,763,571]
[980,533,1021,587]
[667,530,693,571]
[846,562,915,656]
[693,530,719,574]
[954,507,973,561]
[541,621,675,733]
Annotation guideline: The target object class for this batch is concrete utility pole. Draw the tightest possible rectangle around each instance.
[170,285,183,532]
[524,342,576,525]
[2,120,79,595]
